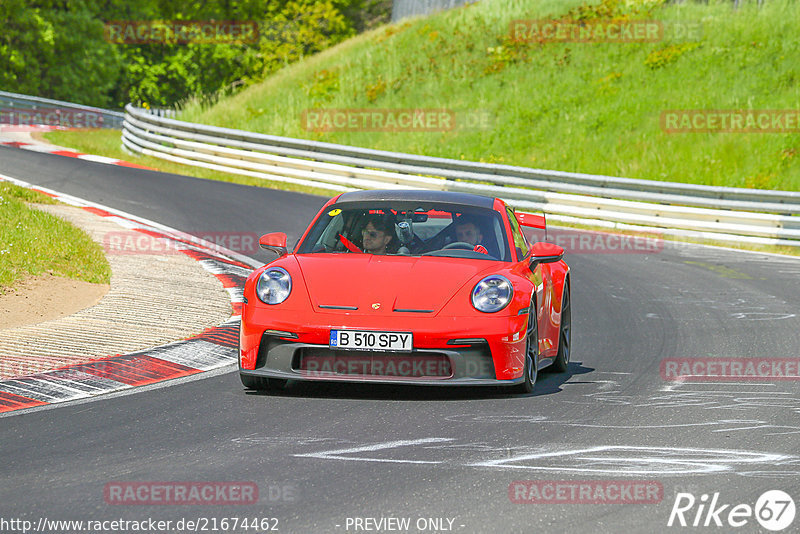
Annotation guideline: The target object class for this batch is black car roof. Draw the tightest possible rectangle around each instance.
[334,189,497,209]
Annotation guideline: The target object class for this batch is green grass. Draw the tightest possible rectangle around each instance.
[176,0,800,191]
[0,182,111,292]
[41,129,340,197]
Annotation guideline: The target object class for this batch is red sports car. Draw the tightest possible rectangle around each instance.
[239,190,570,394]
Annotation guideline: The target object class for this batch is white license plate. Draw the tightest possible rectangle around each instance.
[329,330,413,352]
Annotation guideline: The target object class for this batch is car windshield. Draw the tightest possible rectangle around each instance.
[297,203,511,261]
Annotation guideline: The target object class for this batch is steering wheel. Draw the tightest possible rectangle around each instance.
[442,241,475,251]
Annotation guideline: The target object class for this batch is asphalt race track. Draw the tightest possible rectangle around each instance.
[2,145,800,533]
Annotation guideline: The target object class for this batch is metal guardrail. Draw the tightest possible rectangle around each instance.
[392,0,477,22]
[0,91,124,129]
[121,104,800,247]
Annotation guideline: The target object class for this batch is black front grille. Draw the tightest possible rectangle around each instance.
[255,333,295,369]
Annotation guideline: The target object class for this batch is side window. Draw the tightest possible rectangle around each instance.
[316,212,345,250]
[506,207,529,259]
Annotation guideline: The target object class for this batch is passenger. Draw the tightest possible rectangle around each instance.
[361,214,396,255]
[454,215,484,246]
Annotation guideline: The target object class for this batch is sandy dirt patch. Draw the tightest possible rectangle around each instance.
[0,274,109,329]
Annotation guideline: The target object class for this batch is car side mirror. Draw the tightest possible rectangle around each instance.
[260,232,288,257]
[529,242,564,269]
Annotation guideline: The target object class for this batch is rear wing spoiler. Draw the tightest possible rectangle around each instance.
[516,211,548,244]
[516,212,546,230]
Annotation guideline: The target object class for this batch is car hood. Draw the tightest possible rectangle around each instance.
[295,254,500,315]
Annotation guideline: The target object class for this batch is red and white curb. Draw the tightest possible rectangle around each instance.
[0,125,153,170]
[0,173,259,415]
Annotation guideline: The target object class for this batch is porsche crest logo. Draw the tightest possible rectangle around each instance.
[371,303,381,310]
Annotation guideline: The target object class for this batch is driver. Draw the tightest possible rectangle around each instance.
[454,215,488,254]
[361,214,396,255]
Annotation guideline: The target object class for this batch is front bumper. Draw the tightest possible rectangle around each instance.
[241,338,526,387]
[240,313,529,385]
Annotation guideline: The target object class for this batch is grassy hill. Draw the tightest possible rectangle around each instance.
[179,0,800,191]
[0,182,110,291]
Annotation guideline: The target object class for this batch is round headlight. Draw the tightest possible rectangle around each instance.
[471,275,513,313]
[256,267,292,305]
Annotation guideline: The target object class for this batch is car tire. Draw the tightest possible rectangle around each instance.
[549,282,571,373]
[513,300,539,394]
[240,374,287,391]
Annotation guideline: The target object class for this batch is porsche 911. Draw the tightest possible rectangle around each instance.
[239,189,570,394]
